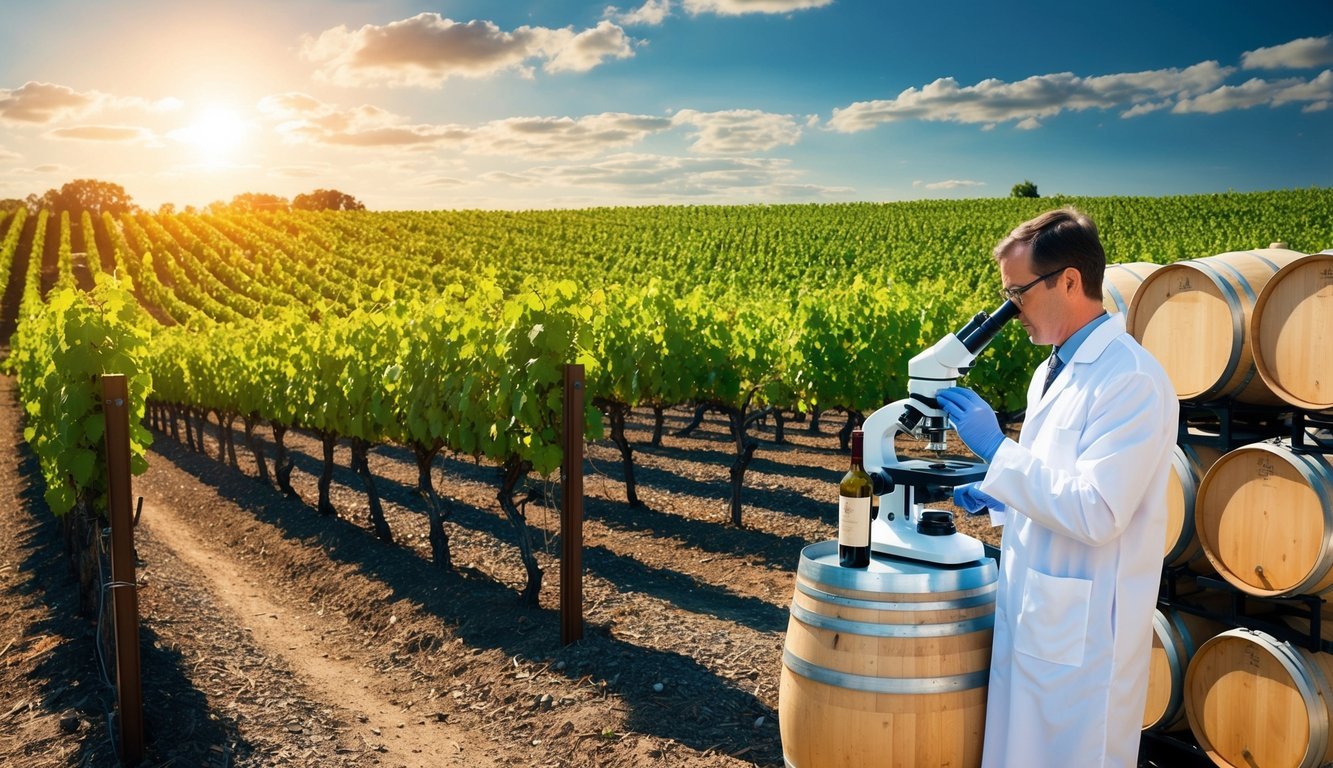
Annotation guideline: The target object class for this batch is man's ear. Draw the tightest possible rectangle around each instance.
[1063,267,1080,296]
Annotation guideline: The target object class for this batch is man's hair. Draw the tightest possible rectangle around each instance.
[994,206,1105,301]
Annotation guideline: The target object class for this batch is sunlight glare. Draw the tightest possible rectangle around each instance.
[171,106,248,162]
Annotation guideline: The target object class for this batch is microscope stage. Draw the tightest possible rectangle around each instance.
[882,459,988,487]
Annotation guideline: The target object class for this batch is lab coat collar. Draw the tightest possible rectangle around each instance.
[1028,313,1127,419]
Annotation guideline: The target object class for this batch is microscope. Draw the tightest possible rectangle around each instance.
[861,300,1020,565]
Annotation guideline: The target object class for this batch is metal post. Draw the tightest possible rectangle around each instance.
[102,374,143,761]
[561,364,584,645]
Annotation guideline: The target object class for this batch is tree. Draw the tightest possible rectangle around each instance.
[230,192,290,212]
[292,189,365,211]
[1010,180,1039,198]
[41,179,136,216]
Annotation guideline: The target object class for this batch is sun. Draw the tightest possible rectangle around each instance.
[171,105,249,161]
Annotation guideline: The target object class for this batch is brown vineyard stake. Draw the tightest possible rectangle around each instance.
[103,374,144,761]
[561,364,585,645]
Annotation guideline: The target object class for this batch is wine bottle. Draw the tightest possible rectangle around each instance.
[839,427,873,568]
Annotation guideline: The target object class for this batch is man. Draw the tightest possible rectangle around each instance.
[935,207,1177,768]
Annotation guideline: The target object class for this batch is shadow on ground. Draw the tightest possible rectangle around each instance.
[10,439,239,767]
[148,430,784,766]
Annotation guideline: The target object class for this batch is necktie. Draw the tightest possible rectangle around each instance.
[1042,347,1064,395]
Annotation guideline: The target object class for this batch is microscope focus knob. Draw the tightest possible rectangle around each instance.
[870,471,895,496]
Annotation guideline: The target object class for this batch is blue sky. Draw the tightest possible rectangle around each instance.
[0,0,1329,210]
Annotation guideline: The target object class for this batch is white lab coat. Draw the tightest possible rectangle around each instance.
[976,312,1177,768]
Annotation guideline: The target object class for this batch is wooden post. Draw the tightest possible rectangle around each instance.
[102,374,144,761]
[561,364,584,645]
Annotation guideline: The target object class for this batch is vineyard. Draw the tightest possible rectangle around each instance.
[1,189,1331,766]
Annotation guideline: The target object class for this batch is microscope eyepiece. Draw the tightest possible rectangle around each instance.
[959,299,1020,354]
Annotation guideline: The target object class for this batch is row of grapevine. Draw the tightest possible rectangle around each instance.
[145,278,602,604]
[6,280,152,515]
[0,207,29,304]
[67,190,1333,329]
[138,266,1038,561]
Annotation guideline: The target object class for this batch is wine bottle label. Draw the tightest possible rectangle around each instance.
[838,495,871,547]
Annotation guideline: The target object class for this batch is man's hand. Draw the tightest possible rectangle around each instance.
[954,482,1006,515]
[936,387,1005,462]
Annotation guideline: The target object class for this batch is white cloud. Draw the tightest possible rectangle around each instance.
[511,152,824,198]
[259,93,675,158]
[828,46,1333,132]
[257,92,817,163]
[828,61,1234,132]
[115,96,185,113]
[269,164,331,178]
[605,0,671,26]
[606,0,828,23]
[469,113,673,158]
[0,146,19,162]
[421,176,468,187]
[913,179,984,190]
[261,97,814,158]
[479,170,539,187]
[45,124,156,143]
[8,163,69,175]
[1121,100,1171,118]
[0,81,100,124]
[670,109,806,153]
[258,93,470,148]
[301,13,636,87]
[256,92,326,117]
[1173,70,1333,114]
[539,21,637,73]
[0,82,187,129]
[1271,69,1333,109]
[1242,35,1333,70]
[683,0,833,15]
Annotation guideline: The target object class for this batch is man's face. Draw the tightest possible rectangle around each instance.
[998,242,1066,347]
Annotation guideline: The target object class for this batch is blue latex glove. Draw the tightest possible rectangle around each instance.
[936,387,1005,462]
[954,482,1006,515]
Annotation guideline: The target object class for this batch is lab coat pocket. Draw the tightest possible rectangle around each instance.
[1014,569,1092,667]
[1032,425,1081,468]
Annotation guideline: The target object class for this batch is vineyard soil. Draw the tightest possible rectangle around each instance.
[1,382,1002,767]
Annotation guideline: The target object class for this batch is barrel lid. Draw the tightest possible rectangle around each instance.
[1197,441,1333,596]
[797,540,997,593]
[1251,253,1333,410]
[1187,627,1329,768]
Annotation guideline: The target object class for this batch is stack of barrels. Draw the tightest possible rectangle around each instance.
[773,247,1330,768]
[1116,245,1333,768]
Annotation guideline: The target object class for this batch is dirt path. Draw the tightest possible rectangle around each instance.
[136,497,500,768]
[0,372,507,768]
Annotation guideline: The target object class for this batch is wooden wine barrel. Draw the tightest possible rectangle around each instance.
[1144,607,1227,732]
[1185,628,1333,768]
[1126,247,1307,404]
[1196,440,1333,597]
[1164,440,1224,572]
[1252,252,1333,411]
[1102,261,1162,315]
[779,541,995,768]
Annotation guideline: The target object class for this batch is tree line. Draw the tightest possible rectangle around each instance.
[0,179,366,217]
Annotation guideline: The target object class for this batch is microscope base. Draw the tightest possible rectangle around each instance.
[870,513,986,565]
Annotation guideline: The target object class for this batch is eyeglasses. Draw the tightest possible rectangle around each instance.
[999,267,1068,306]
